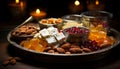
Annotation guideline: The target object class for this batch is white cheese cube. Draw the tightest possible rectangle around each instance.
[39,28,50,37]
[54,32,66,41]
[47,27,58,35]
[46,36,57,44]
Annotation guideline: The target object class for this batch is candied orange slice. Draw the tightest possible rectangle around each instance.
[23,41,31,49]
[20,38,48,52]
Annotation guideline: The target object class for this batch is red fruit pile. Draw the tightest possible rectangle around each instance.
[64,27,89,34]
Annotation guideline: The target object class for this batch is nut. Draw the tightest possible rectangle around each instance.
[65,51,71,54]
[14,57,22,61]
[54,52,59,54]
[61,42,71,49]
[10,59,16,65]
[2,60,10,66]
[82,48,92,52]
[48,50,55,53]
[70,45,80,48]
[69,48,83,53]
[56,48,65,53]
[5,57,14,61]
[100,44,111,49]
[43,47,52,52]
[2,56,22,66]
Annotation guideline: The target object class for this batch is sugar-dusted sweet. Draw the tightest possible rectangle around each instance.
[54,32,66,43]
[45,36,57,45]
[47,27,59,35]
[39,28,50,37]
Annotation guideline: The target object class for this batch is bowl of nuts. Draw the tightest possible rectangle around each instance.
[39,18,63,29]
[11,23,40,41]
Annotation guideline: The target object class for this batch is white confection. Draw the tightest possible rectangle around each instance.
[39,28,50,37]
[46,36,57,44]
[34,33,41,38]
[54,32,66,41]
[47,27,58,35]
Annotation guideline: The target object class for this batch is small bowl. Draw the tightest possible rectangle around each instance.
[61,14,82,21]
[39,18,63,29]
[63,27,89,43]
[11,23,40,41]
[80,11,113,31]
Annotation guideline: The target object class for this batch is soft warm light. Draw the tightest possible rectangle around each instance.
[20,2,24,11]
[74,0,80,6]
[36,9,40,14]
[15,0,19,4]
[31,9,46,18]
[95,0,99,5]
[20,2,24,7]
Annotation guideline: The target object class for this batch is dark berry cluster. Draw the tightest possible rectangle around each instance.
[82,40,100,51]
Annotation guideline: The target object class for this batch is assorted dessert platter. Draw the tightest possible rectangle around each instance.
[7,11,120,63]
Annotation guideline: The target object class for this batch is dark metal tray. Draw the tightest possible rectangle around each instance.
[7,16,120,63]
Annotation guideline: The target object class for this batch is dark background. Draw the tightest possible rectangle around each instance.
[0,0,120,24]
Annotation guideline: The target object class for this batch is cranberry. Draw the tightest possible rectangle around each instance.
[64,27,89,35]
